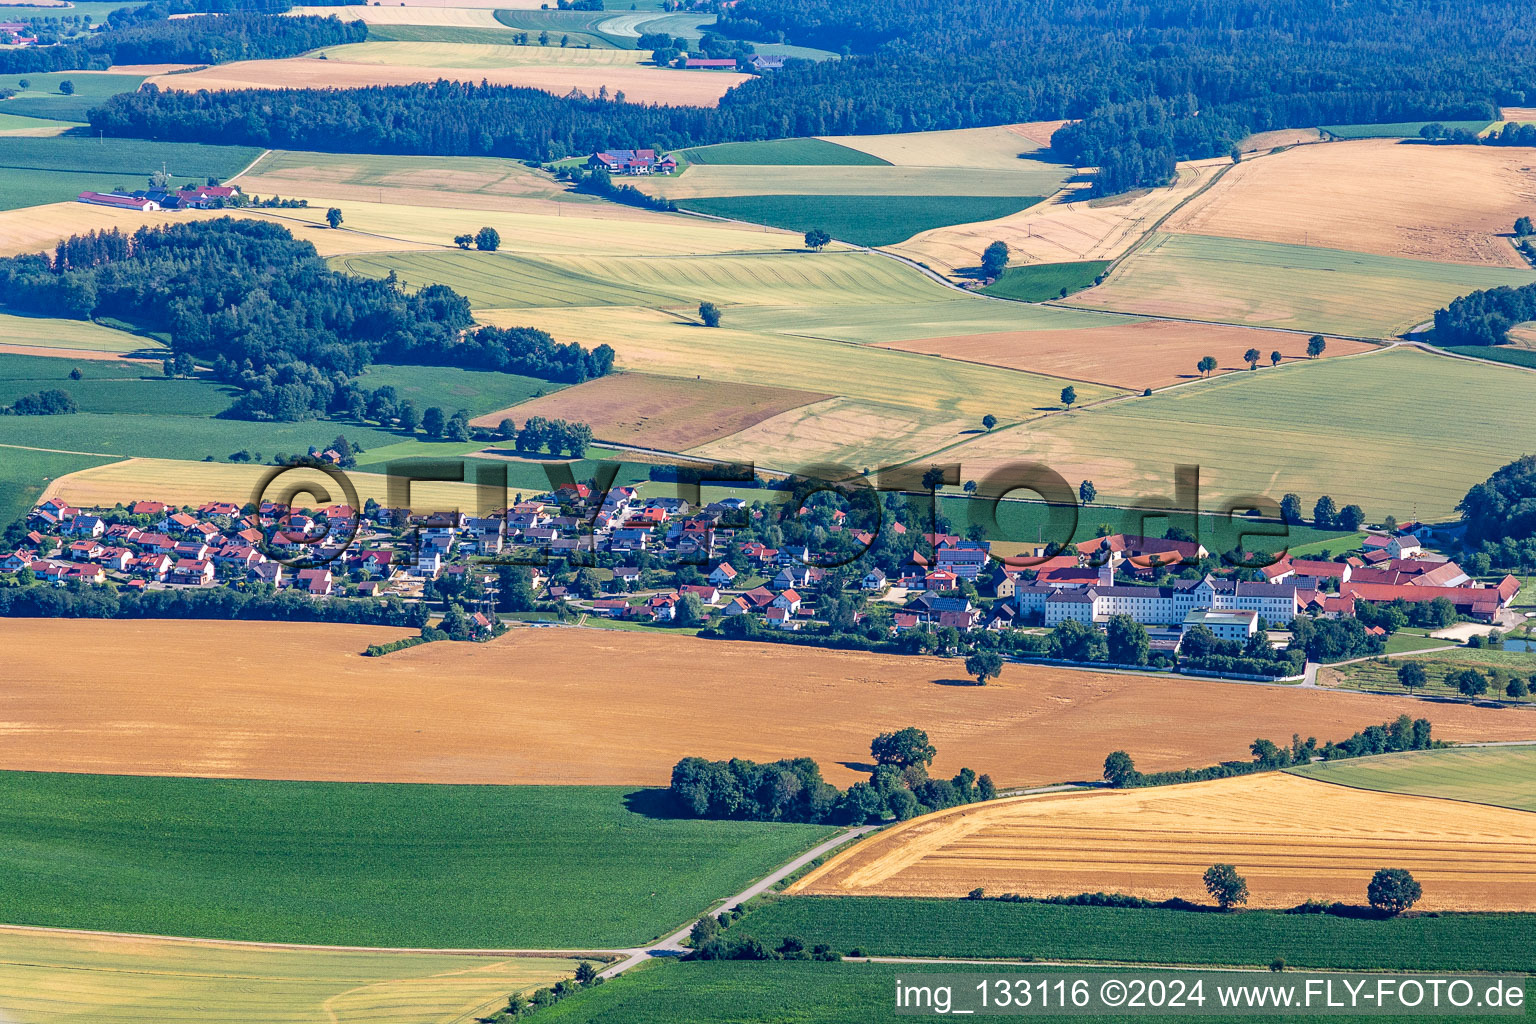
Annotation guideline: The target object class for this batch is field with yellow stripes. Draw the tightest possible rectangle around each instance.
[793,772,1536,911]
[0,928,582,1024]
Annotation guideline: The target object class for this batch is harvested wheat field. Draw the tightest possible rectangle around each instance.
[282,5,516,25]
[1163,139,1536,267]
[4,620,1535,787]
[876,320,1373,390]
[1501,107,1536,123]
[0,202,421,260]
[147,58,748,106]
[0,927,581,1024]
[469,371,830,450]
[892,159,1228,278]
[320,41,647,68]
[43,457,498,513]
[1236,127,1324,153]
[792,773,1536,911]
[819,122,1066,168]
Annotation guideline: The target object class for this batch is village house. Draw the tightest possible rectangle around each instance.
[708,562,738,588]
[587,149,678,175]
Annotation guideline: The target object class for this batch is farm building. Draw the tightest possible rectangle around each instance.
[587,149,677,175]
[78,192,161,212]
[684,57,740,70]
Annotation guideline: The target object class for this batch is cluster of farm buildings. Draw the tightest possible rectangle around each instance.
[11,482,1523,648]
[75,183,241,214]
[0,20,38,45]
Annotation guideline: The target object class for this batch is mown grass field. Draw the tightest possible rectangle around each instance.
[677,138,890,165]
[678,194,1044,247]
[982,260,1111,301]
[949,347,1536,520]
[537,961,1535,1024]
[340,249,955,309]
[1321,120,1494,138]
[733,896,1536,971]
[0,929,583,1024]
[1442,344,1536,369]
[0,411,401,462]
[1326,648,1536,699]
[0,72,146,121]
[0,353,236,416]
[0,311,153,354]
[272,195,794,254]
[317,39,648,67]
[1076,232,1534,337]
[349,362,568,419]
[1288,746,1536,812]
[821,122,1059,168]
[638,164,1070,199]
[0,134,266,211]
[491,7,711,49]
[0,773,834,947]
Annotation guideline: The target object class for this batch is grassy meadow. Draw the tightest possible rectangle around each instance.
[349,363,568,419]
[949,346,1536,520]
[0,929,583,1024]
[983,260,1111,301]
[1321,120,1495,138]
[0,311,154,353]
[537,961,1535,1024]
[1077,232,1534,337]
[1288,746,1536,812]
[0,353,235,416]
[0,72,148,122]
[677,138,888,165]
[0,134,266,211]
[731,896,1536,971]
[678,194,1044,247]
[0,773,834,948]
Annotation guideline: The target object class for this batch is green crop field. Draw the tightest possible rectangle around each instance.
[1442,344,1536,369]
[0,773,834,947]
[1076,232,1535,338]
[0,353,236,416]
[0,929,582,1024]
[9,1,151,22]
[726,295,1135,342]
[0,110,75,132]
[0,72,147,122]
[336,248,959,310]
[363,23,529,44]
[538,960,1535,1024]
[678,194,1043,247]
[1327,648,1536,699]
[983,260,1112,301]
[349,363,568,419]
[1288,746,1536,812]
[0,135,265,210]
[639,165,1070,199]
[729,896,1536,972]
[1321,120,1494,138]
[954,346,1536,520]
[677,138,891,165]
[0,446,118,527]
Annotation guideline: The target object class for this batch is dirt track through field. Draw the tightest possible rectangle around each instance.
[792,773,1536,911]
[3,620,1534,787]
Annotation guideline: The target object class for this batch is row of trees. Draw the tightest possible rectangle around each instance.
[0,220,613,422]
[0,5,363,75]
[1104,715,1437,790]
[669,727,995,825]
[1279,492,1366,531]
[491,415,594,457]
[1202,863,1422,916]
[0,581,426,626]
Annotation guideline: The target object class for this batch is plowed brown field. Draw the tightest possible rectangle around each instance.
[4,619,1534,786]
[792,773,1536,911]
[876,321,1374,390]
[469,372,830,449]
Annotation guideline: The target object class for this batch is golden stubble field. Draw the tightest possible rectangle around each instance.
[792,773,1536,911]
[1163,139,1536,267]
[146,57,749,106]
[4,619,1534,787]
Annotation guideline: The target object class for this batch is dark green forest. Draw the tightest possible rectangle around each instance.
[85,0,1536,194]
[0,220,613,421]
